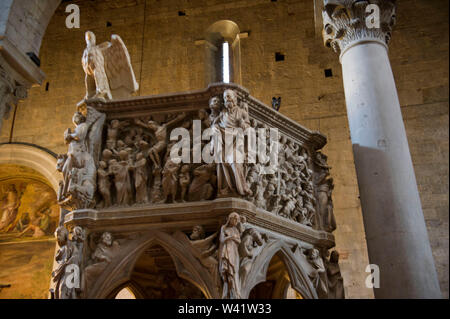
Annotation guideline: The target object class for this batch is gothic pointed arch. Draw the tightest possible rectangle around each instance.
[242,239,318,299]
[88,230,220,299]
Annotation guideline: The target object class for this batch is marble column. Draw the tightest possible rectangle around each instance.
[322,0,441,298]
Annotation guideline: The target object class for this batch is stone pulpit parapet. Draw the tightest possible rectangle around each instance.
[50,31,344,300]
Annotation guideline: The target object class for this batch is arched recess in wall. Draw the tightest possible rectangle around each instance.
[204,20,242,85]
[0,0,61,87]
[0,143,61,192]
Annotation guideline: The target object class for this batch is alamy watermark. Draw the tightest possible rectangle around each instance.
[169,122,279,174]
[366,4,380,29]
[65,4,80,29]
[365,264,380,289]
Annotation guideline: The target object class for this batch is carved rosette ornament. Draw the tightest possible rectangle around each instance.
[322,0,396,56]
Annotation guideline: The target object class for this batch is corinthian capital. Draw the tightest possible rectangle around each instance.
[322,0,396,56]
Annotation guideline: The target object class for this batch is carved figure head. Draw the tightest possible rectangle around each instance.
[309,248,320,260]
[223,90,237,110]
[72,111,86,125]
[71,226,85,243]
[190,225,205,240]
[85,31,96,46]
[119,150,129,161]
[102,149,112,162]
[147,120,159,131]
[55,226,69,246]
[209,96,222,114]
[101,232,113,246]
[226,212,241,227]
[245,228,264,246]
[99,161,107,169]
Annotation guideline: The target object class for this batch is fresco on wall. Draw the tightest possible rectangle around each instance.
[0,179,59,243]
[0,164,60,298]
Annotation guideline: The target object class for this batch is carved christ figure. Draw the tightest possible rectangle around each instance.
[134,113,186,168]
[82,31,139,101]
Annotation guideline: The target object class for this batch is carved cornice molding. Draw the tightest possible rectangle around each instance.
[63,198,335,249]
[322,0,396,57]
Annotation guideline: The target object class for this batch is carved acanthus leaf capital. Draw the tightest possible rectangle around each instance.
[322,0,396,56]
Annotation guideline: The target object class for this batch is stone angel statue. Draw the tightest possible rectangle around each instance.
[82,31,139,101]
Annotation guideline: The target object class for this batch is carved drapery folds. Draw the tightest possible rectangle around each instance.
[322,0,396,55]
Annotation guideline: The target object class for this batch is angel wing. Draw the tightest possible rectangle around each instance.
[101,35,139,99]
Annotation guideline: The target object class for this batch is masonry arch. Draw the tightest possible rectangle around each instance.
[242,240,318,299]
[204,20,242,85]
[0,143,60,192]
[89,230,220,299]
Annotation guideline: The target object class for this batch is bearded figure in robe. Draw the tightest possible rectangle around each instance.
[211,90,252,197]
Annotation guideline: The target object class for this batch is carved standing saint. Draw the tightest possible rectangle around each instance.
[211,90,252,197]
[52,226,72,299]
[179,165,191,202]
[133,152,148,204]
[52,226,84,299]
[109,150,132,206]
[82,31,138,101]
[161,159,180,203]
[326,251,344,299]
[97,161,112,208]
[307,248,328,298]
[219,212,246,299]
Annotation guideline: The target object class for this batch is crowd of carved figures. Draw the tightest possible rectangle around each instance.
[58,89,337,232]
[51,212,344,299]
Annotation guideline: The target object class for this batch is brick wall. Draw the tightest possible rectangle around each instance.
[0,0,447,298]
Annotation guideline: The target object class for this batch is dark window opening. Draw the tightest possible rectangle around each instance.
[45,82,50,91]
[324,68,333,77]
[178,11,186,16]
[26,52,40,67]
[106,21,112,27]
[275,52,285,62]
